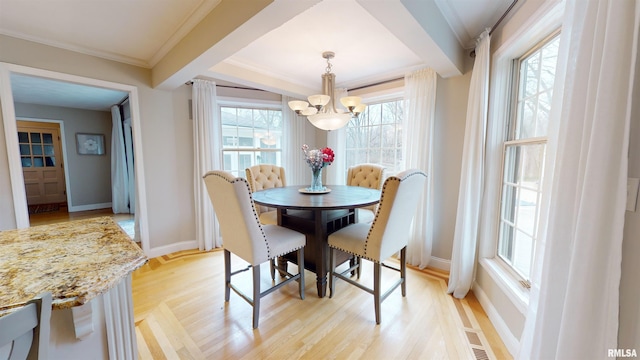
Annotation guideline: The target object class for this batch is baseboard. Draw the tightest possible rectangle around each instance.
[472,281,520,356]
[68,202,112,212]
[429,256,451,272]
[145,240,198,259]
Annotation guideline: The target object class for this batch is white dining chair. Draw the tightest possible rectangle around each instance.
[0,292,52,360]
[203,170,306,328]
[245,164,287,225]
[328,169,427,324]
[245,164,311,279]
[345,163,386,278]
[346,164,386,224]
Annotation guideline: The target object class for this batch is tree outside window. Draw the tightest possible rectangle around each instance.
[346,99,403,174]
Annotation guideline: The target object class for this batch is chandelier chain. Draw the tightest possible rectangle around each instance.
[325,57,332,74]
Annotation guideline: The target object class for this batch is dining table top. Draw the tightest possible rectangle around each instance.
[252,185,381,211]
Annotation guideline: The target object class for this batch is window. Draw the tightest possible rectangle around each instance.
[345,98,403,174]
[497,34,560,284]
[221,106,282,177]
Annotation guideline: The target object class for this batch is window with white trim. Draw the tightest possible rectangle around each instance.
[345,98,403,174]
[497,33,560,284]
[221,106,282,177]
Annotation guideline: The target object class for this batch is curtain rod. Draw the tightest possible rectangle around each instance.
[470,0,519,57]
[348,77,404,92]
[489,0,519,36]
[111,95,128,108]
[187,79,403,93]
[185,80,266,92]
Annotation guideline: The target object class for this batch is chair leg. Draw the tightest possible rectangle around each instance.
[374,262,382,325]
[328,247,336,298]
[297,248,305,300]
[252,265,261,329]
[224,250,231,302]
[400,247,407,297]
[357,256,362,279]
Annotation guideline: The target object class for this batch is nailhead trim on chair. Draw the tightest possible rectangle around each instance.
[332,245,382,263]
[362,169,426,259]
[347,164,386,215]
[208,171,272,259]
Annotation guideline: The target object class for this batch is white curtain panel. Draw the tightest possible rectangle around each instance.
[123,117,135,214]
[282,96,308,185]
[110,105,129,214]
[517,0,639,358]
[326,88,348,185]
[403,68,437,268]
[447,29,490,299]
[192,79,223,250]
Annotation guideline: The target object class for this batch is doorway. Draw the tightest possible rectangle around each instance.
[16,120,67,209]
[0,63,150,254]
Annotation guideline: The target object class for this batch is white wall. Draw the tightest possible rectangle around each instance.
[432,72,470,262]
[15,103,112,208]
[0,98,17,229]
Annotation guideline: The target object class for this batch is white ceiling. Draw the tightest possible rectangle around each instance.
[10,73,128,111]
[0,0,514,111]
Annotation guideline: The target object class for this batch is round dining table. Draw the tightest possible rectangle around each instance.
[252,185,381,297]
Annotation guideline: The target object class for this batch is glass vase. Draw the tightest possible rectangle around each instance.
[310,167,324,192]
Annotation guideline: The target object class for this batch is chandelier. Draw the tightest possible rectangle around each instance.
[288,51,366,131]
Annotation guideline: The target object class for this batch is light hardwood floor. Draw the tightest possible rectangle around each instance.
[132,250,512,359]
[29,207,133,226]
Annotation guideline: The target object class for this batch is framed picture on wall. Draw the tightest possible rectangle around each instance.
[76,133,105,155]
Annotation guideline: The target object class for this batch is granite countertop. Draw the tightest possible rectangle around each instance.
[0,216,147,314]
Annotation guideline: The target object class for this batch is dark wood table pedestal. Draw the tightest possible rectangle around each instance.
[278,208,355,297]
[252,185,380,298]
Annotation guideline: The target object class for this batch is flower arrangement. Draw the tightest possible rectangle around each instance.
[302,144,334,192]
[302,144,334,171]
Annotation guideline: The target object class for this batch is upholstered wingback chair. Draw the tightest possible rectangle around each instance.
[346,163,386,223]
[203,170,306,328]
[245,164,287,225]
[328,169,427,324]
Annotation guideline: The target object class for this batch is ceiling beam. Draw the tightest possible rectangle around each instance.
[358,0,465,78]
[152,0,320,90]
[207,61,317,98]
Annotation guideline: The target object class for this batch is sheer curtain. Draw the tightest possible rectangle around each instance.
[403,68,437,268]
[123,116,135,213]
[192,79,223,250]
[447,29,490,298]
[517,0,639,358]
[326,87,348,185]
[110,105,129,214]
[282,96,308,185]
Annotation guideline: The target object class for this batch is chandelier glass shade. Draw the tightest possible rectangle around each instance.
[288,51,366,131]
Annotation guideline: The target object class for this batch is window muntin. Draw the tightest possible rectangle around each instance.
[221,106,282,177]
[497,34,560,282]
[345,99,403,174]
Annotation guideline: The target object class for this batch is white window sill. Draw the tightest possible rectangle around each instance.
[479,258,529,315]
